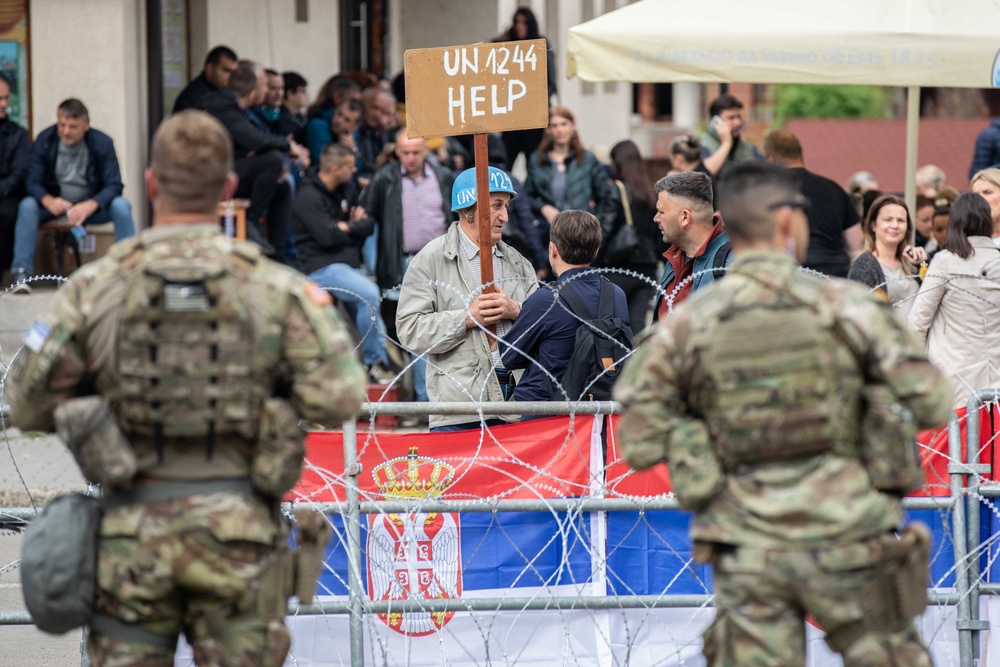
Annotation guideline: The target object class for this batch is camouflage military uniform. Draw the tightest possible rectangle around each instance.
[615,249,952,667]
[8,224,366,666]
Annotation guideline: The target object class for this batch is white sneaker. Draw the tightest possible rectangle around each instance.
[367,362,395,385]
[10,270,31,294]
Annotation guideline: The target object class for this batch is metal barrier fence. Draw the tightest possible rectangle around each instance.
[0,400,988,667]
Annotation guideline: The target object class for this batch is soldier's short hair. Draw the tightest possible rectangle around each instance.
[150,110,233,216]
[320,143,353,172]
[550,210,602,265]
[717,162,802,243]
[228,61,261,98]
[655,171,713,216]
[57,98,89,122]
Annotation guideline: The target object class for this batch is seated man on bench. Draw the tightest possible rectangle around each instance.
[10,98,135,290]
[292,143,394,384]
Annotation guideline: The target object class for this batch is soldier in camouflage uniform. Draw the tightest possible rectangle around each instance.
[614,162,953,667]
[7,110,366,666]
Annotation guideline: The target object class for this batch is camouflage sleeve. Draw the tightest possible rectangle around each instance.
[283,282,367,427]
[841,288,952,429]
[6,281,89,432]
[613,318,723,508]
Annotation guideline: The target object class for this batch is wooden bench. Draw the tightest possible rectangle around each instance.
[37,217,81,276]
[34,218,116,276]
[217,198,251,240]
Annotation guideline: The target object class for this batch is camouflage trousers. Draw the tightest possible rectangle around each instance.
[704,543,933,667]
[86,492,291,667]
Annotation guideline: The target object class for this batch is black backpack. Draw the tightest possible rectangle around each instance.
[548,278,635,401]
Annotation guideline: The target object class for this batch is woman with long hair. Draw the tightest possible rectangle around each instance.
[525,106,616,243]
[971,167,1000,239]
[497,6,557,171]
[597,140,665,329]
[909,193,1000,407]
[848,194,927,317]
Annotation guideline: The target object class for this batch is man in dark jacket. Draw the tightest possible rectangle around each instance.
[293,143,392,383]
[172,45,238,113]
[277,71,308,144]
[363,128,454,402]
[201,60,309,261]
[10,98,135,286]
[0,76,30,278]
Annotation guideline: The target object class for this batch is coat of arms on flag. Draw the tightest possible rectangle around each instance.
[366,446,462,635]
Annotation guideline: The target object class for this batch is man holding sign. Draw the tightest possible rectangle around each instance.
[396,166,537,431]
[397,39,548,430]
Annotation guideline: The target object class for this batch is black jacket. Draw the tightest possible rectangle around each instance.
[277,106,307,144]
[363,161,455,291]
[293,173,373,274]
[172,73,216,114]
[27,125,123,209]
[0,117,30,200]
[200,89,290,160]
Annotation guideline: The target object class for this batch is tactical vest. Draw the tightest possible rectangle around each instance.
[108,237,280,457]
[691,275,864,469]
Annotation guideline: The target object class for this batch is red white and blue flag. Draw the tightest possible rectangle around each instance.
[173,415,976,666]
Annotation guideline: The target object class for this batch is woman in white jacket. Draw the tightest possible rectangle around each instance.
[909,192,1000,408]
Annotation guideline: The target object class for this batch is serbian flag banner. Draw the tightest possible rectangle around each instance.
[170,414,968,666]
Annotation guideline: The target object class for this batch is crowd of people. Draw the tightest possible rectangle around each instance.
[4,10,1000,428]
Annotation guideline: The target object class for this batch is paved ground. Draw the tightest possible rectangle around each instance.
[0,426,89,666]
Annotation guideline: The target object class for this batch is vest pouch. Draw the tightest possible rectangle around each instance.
[54,396,137,488]
[666,419,725,511]
[860,385,922,494]
[252,398,306,497]
[21,493,101,634]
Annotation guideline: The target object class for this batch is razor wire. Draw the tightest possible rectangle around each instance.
[1,267,1000,666]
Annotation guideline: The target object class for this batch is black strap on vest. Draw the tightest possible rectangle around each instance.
[102,478,255,513]
[90,613,179,650]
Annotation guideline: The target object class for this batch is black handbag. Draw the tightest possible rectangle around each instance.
[604,180,641,265]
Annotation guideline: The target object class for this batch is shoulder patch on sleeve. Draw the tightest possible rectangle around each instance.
[305,282,332,307]
[23,320,52,353]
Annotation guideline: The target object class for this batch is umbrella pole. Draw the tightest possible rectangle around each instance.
[904,85,920,244]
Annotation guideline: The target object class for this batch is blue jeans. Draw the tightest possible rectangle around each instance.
[307,263,389,367]
[381,252,428,401]
[11,196,136,274]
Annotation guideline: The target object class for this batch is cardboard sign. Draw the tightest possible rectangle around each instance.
[404,39,549,138]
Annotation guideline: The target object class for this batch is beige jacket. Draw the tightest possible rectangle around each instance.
[396,222,538,428]
[909,237,1000,408]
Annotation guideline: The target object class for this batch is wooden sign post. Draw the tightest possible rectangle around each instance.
[404,39,548,321]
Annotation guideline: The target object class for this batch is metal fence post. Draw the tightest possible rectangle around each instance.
[343,417,365,667]
[947,415,975,667]
[963,391,999,663]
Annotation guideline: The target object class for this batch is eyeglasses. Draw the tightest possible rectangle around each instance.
[767,197,811,213]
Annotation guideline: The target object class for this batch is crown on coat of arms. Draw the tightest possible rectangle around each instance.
[372,446,455,499]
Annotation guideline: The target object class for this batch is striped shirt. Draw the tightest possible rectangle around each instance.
[401,163,447,253]
[458,227,508,367]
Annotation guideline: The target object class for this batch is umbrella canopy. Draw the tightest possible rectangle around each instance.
[567,0,1000,88]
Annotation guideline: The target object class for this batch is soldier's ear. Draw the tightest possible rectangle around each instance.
[145,168,157,202]
[221,171,238,201]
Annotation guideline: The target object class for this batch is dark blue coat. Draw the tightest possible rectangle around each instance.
[969,118,1000,180]
[500,268,630,402]
[0,117,30,200]
[26,125,123,210]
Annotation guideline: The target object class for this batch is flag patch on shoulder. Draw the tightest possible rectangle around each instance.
[23,320,52,353]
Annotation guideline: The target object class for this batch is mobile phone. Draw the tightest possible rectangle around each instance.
[710,115,723,132]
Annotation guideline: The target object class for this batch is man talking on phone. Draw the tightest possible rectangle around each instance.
[700,94,763,178]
